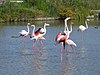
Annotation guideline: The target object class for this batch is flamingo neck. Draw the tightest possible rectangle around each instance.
[32,25,35,35]
[85,20,88,29]
[27,25,29,33]
[64,20,69,33]
[44,25,47,33]
[70,25,72,32]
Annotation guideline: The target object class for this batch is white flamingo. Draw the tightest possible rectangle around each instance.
[78,19,89,32]
[19,23,30,37]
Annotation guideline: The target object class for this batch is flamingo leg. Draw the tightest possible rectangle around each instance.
[60,43,63,63]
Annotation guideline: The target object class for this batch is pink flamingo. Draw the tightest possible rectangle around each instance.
[55,32,67,63]
[30,23,49,40]
[55,17,77,63]
[30,23,50,49]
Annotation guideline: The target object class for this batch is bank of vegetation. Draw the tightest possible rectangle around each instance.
[0,0,100,22]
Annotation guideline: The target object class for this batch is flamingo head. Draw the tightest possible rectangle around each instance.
[86,19,90,21]
[31,25,35,27]
[44,23,50,26]
[65,17,71,21]
[27,23,31,26]
[71,22,74,25]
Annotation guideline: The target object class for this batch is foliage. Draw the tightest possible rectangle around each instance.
[0,0,100,22]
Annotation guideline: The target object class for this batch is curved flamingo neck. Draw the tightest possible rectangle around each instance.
[44,24,47,33]
[70,24,72,33]
[27,25,29,33]
[64,19,69,33]
[85,20,88,29]
[32,25,35,35]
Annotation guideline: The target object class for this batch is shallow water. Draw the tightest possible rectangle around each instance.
[0,21,100,75]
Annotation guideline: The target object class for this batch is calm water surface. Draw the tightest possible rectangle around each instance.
[0,20,100,75]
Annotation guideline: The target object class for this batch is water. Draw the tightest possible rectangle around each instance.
[0,20,100,75]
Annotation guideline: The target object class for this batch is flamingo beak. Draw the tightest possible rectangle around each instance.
[47,24,50,26]
[27,23,31,25]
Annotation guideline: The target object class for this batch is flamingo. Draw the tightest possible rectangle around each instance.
[78,19,90,45]
[55,32,67,63]
[78,19,90,32]
[30,23,50,49]
[55,17,77,63]
[18,23,31,48]
[55,17,72,49]
[30,23,50,40]
[19,23,30,37]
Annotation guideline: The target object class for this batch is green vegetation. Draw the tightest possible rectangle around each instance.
[0,0,100,22]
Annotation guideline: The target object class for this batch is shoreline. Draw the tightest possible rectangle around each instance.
[0,17,62,23]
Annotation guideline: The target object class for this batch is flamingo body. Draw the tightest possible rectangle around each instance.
[65,39,77,47]
[55,32,62,41]
[78,25,87,32]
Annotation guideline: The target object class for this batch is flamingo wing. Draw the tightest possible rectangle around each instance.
[35,28,42,36]
[55,32,62,41]
[39,28,45,34]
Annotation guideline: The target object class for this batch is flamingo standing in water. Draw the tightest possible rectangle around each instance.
[19,23,30,37]
[30,23,50,40]
[30,23,50,49]
[55,32,77,63]
[78,19,90,45]
[55,17,71,63]
[78,19,89,32]
[55,17,77,63]
[19,23,31,44]
[18,23,31,48]
[11,23,30,38]
[55,17,72,48]
[55,32,67,63]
